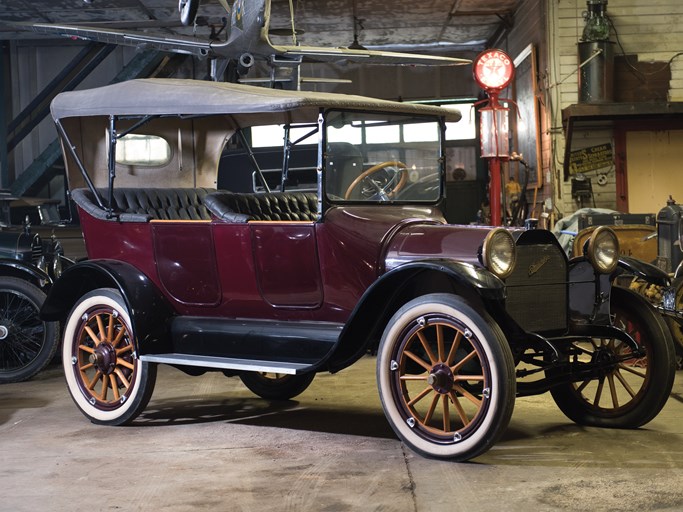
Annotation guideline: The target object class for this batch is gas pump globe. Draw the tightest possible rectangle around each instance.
[473,49,515,225]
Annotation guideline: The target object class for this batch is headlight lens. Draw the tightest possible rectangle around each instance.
[482,228,516,279]
[586,226,619,274]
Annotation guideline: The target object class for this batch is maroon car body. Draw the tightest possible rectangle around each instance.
[43,79,676,461]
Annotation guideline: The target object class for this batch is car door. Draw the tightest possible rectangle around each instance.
[250,222,323,308]
[152,222,221,306]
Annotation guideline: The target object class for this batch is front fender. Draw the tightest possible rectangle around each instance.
[383,260,506,300]
[325,260,505,373]
[615,255,671,287]
[0,259,51,288]
[41,259,173,353]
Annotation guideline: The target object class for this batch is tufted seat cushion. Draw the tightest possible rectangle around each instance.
[72,187,214,221]
[110,188,214,220]
[205,191,318,222]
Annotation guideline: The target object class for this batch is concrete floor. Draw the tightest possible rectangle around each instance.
[2,356,683,512]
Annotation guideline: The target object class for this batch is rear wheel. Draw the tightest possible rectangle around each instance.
[0,277,59,383]
[62,288,156,425]
[377,293,515,461]
[239,372,315,400]
[178,0,199,25]
[549,287,676,428]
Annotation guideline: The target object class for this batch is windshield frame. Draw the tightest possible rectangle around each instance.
[321,108,446,209]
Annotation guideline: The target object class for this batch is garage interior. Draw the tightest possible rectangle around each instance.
[2,0,683,510]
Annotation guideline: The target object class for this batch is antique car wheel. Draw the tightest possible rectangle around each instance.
[62,288,156,425]
[549,287,676,428]
[0,277,59,383]
[178,0,199,26]
[240,371,315,400]
[344,160,408,199]
[377,293,516,461]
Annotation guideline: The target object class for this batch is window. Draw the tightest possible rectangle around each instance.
[324,111,442,204]
[404,122,439,142]
[251,124,318,148]
[115,134,172,166]
[328,123,362,144]
[444,103,476,141]
[365,123,400,144]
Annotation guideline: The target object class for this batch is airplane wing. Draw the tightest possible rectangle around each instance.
[273,44,471,66]
[25,23,470,67]
[30,23,212,59]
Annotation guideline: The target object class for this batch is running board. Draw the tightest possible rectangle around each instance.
[139,353,311,375]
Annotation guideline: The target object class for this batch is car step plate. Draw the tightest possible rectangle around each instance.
[139,353,311,374]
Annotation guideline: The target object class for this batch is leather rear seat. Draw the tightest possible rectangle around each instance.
[71,187,214,222]
[72,187,318,223]
[205,191,318,222]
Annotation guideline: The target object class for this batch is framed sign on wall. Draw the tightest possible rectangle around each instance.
[512,44,542,189]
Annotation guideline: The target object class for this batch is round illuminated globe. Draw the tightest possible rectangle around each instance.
[473,49,515,91]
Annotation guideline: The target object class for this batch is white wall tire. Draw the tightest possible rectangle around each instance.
[377,293,515,461]
[62,288,156,425]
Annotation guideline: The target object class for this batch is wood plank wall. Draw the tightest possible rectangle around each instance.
[548,0,683,217]
[501,0,551,219]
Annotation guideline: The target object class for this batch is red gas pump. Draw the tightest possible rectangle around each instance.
[473,49,515,226]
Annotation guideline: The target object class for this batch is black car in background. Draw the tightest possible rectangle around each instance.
[0,195,79,383]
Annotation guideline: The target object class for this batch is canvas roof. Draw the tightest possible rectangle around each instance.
[50,78,462,124]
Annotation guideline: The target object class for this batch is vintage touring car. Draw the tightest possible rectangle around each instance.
[43,79,676,461]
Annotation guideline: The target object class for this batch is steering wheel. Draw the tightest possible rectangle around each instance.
[344,161,408,200]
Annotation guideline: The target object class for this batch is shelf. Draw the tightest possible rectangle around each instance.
[561,102,683,180]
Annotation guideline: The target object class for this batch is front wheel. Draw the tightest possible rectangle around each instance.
[239,372,315,400]
[377,294,516,461]
[62,288,156,425]
[549,286,676,428]
[0,277,59,383]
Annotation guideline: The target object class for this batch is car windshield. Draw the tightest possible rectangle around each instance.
[324,111,443,203]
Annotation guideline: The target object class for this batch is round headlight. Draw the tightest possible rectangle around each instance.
[586,226,619,274]
[482,228,516,279]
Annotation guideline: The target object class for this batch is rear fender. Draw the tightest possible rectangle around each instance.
[41,260,172,353]
[325,260,505,372]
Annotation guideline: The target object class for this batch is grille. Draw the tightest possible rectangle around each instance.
[505,242,567,333]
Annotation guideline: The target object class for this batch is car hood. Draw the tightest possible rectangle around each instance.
[383,223,493,272]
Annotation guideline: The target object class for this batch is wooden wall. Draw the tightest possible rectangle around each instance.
[548,0,683,217]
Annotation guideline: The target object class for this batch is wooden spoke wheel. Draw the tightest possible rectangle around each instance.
[239,371,315,400]
[63,288,156,425]
[377,294,515,461]
[549,287,676,428]
[0,277,58,383]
